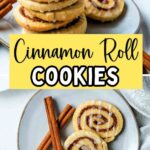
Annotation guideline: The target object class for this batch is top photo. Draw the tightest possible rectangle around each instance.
[0,0,150,74]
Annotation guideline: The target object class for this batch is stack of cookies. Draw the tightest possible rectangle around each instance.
[14,0,87,33]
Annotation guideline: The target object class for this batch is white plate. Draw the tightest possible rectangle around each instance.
[18,90,139,150]
[0,0,141,47]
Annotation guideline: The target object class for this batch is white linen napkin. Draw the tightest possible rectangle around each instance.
[140,125,150,150]
[120,76,150,150]
[120,77,150,118]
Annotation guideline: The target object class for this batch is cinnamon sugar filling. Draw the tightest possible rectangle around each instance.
[19,6,81,31]
[20,7,55,23]
[68,137,97,150]
[32,0,66,4]
[89,0,117,11]
[77,105,117,132]
[21,7,79,23]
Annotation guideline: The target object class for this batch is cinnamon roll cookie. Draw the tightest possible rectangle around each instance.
[14,0,87,33]
[18,0,78,12]
[14,6,74,32]
[23,0,84,22]
[85,0,125,22]
[23,14,87,34]
[31,0,64,3]
[64,130,108,150]
[73,101,124,142]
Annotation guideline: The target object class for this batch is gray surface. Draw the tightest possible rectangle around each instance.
[0,90,37,150]
[121,77,150,118]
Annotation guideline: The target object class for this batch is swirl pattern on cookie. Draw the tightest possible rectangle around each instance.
[73,101,123,142]
[85,0,124,22]
[14,5,74,32]
[18,0,78,12]
[23,14,87,34]
[31,0,61,3]
[24,0,84,22]
[64,130,108,150]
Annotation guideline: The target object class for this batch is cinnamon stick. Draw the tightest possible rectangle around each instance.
[0,3,12,19]
[37,104,73,150]
[60,107,75,128]
[0,0,11,9]
[57,104,73,125]
[37,132,52,150]
[44,97,63,150]
[41,107,75,150]
[143,66,148,74]
[143,51,150,61]
[143,51,150,71]
[11,0,17,3]
[0,0,16,19]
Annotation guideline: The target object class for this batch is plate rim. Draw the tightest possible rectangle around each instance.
[17,89,140,150]
[132,0,141,34]
[0,0,142,47]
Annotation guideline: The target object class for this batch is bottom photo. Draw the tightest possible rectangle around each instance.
[0,77,150,150]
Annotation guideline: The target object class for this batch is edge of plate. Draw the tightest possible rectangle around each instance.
[0,38,9,48]
[132,0,142,34]
[17,90,42,150]
[115,90,140,150]
[17,89,140,150]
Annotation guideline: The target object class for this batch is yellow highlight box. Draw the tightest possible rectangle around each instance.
[10,34,143,89]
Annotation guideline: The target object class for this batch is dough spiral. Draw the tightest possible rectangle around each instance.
[73,101,124,142]
[64,130,108,150]
[85,0,125,22]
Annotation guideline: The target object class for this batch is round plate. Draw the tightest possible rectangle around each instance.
[0,0,141,46]
[18,90,139,150]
